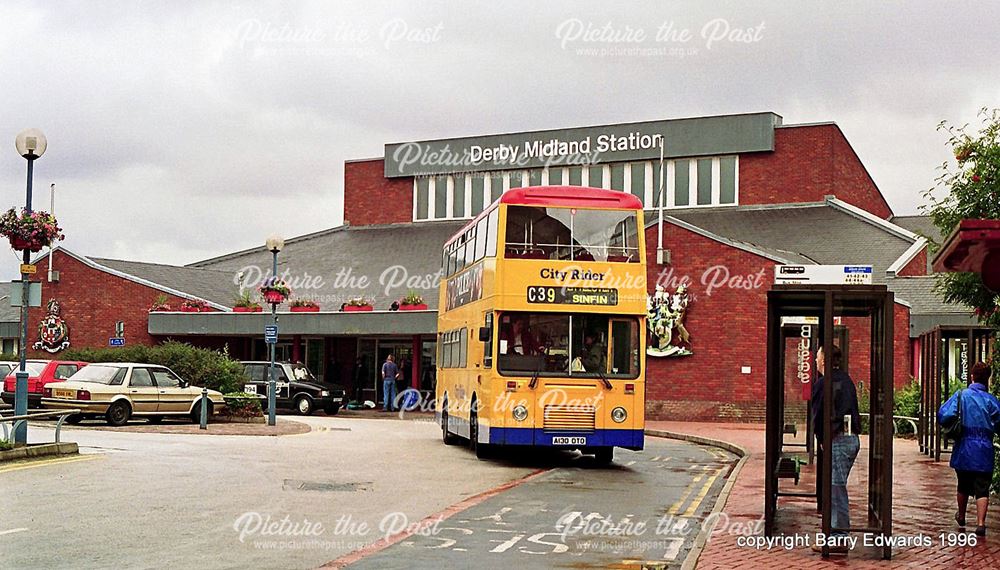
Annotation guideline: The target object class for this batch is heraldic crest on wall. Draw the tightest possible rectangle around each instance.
[647,284,693,357]
[33,299,71,353]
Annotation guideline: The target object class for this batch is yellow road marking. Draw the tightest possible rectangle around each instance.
[0,454,100,474]
[667,470,706,515]
[681,466,726,517]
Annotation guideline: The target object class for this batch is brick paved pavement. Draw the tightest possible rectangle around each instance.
[648,421,1000,568]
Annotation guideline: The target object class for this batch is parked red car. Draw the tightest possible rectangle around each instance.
[1,360,89,408]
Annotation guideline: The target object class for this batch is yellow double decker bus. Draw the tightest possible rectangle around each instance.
[436,186,646,464]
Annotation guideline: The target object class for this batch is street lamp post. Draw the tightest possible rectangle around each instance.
[265,234,284,427]
[13,129,47,445]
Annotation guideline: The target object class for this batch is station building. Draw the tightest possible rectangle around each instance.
[7,111,975,420]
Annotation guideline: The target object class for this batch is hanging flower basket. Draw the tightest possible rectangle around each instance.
[259,278,292,305]
[0,208,64,252]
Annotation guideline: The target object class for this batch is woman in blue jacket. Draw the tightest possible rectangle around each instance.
[938,362,1000,537]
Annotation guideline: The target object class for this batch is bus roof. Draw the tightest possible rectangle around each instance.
[500,186,643,210]
[444,186,643,246]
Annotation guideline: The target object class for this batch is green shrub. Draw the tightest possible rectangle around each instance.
[62,341,244,393]
[223,392,263,418]
[0,439,13,451]
[855,380,921,435]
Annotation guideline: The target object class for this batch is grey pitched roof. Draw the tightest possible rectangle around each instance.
[662,202,915,283]
[89,258,238,307]
[891,215,941,243]
[885,276,970,315]
[886,276,978,336]
[189,221,466,311]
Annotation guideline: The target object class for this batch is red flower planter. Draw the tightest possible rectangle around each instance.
[233,306,263,313]
[9,237,44,253]
[262,291,286,304]
[290,306,320,312]
[179,306,200,313]
[399,304,428,311]
[199,307,213,312]
[343,305,373,312]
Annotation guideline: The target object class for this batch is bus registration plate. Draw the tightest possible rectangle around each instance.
[552,436,587,445]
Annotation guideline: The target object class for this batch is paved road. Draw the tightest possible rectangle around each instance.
[1,415,535,570]
[2,417,735,570]
[347,437,737,569]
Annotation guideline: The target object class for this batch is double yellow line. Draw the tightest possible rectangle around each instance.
[667,465,727,517]
[0,454,100,474]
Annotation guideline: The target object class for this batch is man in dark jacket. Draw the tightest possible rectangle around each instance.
[811,345,861,554]
[938,362,1000,537]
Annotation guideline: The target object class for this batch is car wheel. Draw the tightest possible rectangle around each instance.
[65,414,83,425]
[105,401,131,426]
[324,404,341,415]
[147,415,163,424]
[294,395,314,416]
[441,400,459,446]
[190,401,213,424]
[594,447,614,466]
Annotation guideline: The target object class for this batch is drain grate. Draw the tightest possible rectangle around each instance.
[283,479,372,492]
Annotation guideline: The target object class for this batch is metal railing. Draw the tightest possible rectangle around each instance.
[0,409,82,444]
[892,415,918,435]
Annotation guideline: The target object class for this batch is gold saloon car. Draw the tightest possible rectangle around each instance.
[42,363,225,426]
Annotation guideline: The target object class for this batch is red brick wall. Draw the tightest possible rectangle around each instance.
[343,159,413,226]
[841,302,912,394]
[644,222,913,422]
[26,252,202,356]
[645,222,776,422]
[739,124,893,218]
[897,248,928,277]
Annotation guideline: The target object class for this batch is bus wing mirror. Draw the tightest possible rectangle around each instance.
[479,327,492,342]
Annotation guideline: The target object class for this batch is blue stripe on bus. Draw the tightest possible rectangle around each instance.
[487,428,644,450]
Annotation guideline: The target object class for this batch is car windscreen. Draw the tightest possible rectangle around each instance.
[68,365,124,385]
[289,363,317,382]
[13,362,48,376]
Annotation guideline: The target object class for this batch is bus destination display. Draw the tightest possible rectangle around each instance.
[526,286,618,306]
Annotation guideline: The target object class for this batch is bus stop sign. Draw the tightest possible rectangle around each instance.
[264,325,278,344]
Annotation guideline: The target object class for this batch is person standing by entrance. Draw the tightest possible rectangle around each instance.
[939,362,1000,537]
[811,344,861,555]
[382,354,400,412]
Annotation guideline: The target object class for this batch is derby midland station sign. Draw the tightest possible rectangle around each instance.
[384,112,779,177]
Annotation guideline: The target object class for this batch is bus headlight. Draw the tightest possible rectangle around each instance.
[512,405,528,422]
[611,407,628,423]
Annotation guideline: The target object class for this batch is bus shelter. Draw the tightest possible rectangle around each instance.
[919,325,994,460]
[764,284,894,559]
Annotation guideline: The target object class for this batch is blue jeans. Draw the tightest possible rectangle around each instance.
[383,379,397,411]
[831,434,860,535]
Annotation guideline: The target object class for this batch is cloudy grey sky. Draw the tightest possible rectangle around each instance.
[1,1,997,279]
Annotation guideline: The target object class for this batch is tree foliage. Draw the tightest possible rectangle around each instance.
[922,107,1000,328]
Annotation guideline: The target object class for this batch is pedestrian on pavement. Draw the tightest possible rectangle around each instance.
[938,361,1000,537]
[381,354,401,412]
[811,344,861,555]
